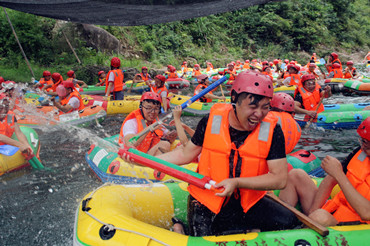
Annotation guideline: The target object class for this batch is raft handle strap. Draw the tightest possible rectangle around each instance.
[82,198,92,212]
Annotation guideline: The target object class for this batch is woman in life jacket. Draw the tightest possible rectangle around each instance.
[119,92,172,156]
[294,74,331,121]
[193,74,226,103]
[51,80,84,114]
[279,117,370,226]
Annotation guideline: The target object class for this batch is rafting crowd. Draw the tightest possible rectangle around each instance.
[1,51,370,237]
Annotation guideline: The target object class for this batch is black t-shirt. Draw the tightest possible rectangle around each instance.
[191,115,286,160]
[341,146,361,174]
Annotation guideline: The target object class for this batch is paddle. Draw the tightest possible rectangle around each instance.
[304,91,325,130]
[27,154,45,169]
[119,147,329,237]
[118,147,220,191]
[265,193,329,236]
[128,75,229,144]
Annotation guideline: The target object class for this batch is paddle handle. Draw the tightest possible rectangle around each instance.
[266,193,329,237]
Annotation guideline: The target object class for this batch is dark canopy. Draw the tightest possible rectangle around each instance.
[0,0,281,26]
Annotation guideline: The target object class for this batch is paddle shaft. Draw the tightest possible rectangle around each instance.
[129,75,229,144]
[266,193,329,237]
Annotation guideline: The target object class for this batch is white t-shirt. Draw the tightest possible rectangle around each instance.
[67,97,80,109]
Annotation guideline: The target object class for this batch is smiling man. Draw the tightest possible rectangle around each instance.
[156,71,300,236]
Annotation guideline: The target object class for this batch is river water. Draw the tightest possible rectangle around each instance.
[0,86,369,245]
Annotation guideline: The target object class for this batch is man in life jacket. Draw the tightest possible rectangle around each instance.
[147,75,169,112]
[166,65,179,79]
[279,117,370,225]
[326,52,342,73]
[51,80,84,114]
[194,74,226,103]
[0,96,33,155]
[133,66,152,84]
[343,61,358,79]
[222,63,237,80]
[44,73,64,96]
[279,64,301,86]
[181,61,189,75]
[307,63,320,79]
[294,74,331,121]
[266,93,301,154]
[192,64,202,78]
[105,57,124,100]
[95,70,106,86]
[119,92,171,156]
[242,60,250,70]
[66,70,88,88]
[327,63,343,79]
[33,70,53,90]
[153,71,300,236]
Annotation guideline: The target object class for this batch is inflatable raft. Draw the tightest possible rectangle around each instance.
[165,78,190,88]
[74,182,370,246]
[16,105,106,128]
[273,85,296,96]
[295,102,370,129]
[0,126,41,175]
[82,95,141,115]
[86,135,323,184]
[325,78,370,95]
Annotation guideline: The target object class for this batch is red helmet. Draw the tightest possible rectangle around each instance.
[43,70,51,77]
[313,53,316,56]
[330,52,338,60]
[142,66,148,71]
[0,77,4,83]
[245,60,250,63]
[140,92,162,103]
[111,57,121,67]
[194,64,200,68]
[301,74,316,84]
[62,80,75,88]
[284,59,289,64]
[98,70,105,76]
[289,61,296,65]
[169,66,176,73]
[332,63,341,69]
[197,74,208,83]
[289,65,300,72]
[357,117,370,141]
[52,73,61,81]
[261,61,268,66]
[309,63,316,67]
[262,65,270,71]
[67,70,75,77]
[270,93,294,112]
[269,62,274,66]
[231,71,273,98]
[155,74,166,83]
[273,59,279,65]
[182,61,187,65]
[56,84,67,97]
[236,60,240,63]
[227,63,234,67]
[252,59,257,62]
[347,61,354,65]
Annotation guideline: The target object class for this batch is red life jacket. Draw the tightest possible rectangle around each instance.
[322,150,370,224]
[118,109,164,153]
[188,103,277,214]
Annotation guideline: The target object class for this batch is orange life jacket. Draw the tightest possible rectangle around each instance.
[59,90,85,114]
[287,74,301,86]
[235,64,242,71]
[50,76,64,92]
[105,69,124,93]
[153,85,169,108]
[206,64,214,72]
[168,72,178,79]
[118,109,164,153]
[297,84,324,120]
[194,84,213,103]
[307,70,320,79]
[262,71,273,81]
[344,67,356,79]
[181,65,188,73]
[38,78,53,90]
[188,103,277,214]
[139,73,150,81]
[266,111,301,154]
[322,150,370,224]
[328,59,343,73]
[332,68,343,78]
[98,78,105,86]
[192,70,202,77]
[243,63,250,70]
[0,111,16,143]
